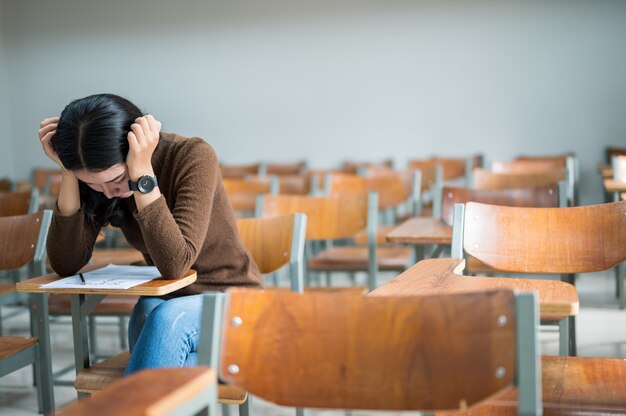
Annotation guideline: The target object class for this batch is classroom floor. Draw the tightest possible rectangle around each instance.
[0,269,625,416]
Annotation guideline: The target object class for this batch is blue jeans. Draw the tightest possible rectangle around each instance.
[125,295,203,375]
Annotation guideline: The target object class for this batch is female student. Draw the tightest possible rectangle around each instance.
[38,93,261,374]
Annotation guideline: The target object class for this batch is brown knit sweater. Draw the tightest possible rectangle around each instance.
[46,133,262,296]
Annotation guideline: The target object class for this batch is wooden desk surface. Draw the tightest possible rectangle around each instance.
[369,258,579,319]
[385,217,452,245]
[16,268,197,296]
[604,178,626,193]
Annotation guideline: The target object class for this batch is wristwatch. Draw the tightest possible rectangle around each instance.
[128,175,158,194]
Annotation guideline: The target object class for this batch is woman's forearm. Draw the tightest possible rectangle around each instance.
[57,171,81,216]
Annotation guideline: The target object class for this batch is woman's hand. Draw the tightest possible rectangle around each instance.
[38,117,65,170]
[127,115,161,178]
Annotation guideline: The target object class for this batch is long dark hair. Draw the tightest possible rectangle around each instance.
[52,94,143,227]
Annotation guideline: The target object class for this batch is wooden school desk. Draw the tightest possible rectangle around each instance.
[385,216,452,259]
[16,267,197,402]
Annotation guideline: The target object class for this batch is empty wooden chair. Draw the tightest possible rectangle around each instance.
[223,176,279,216]
[452,200,626,355]
[56,367,217,416]
[440,184,564,274]
[472,167,565,190]
[369,258,626,416]
[200,288,542,415]
[263,160,308,176]
[341,158,394,175]
[257,193,413,290]
[219,163,263,179]
[0,210,54,413]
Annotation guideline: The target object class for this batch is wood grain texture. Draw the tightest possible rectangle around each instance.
[0,190,33,216]
[220,288,516,411]
[369,258,579,318]
[74,351,247,405]
[0,212,43,270]
[236,215,295,274]
[492,159,565,174]
[75,352,130,393]
[463,201,626,273]
[353,224,395,244]
[219,163,261,179]
[436,356,626,415]
[265,161,307,176]
[261,193,368,240]
[386,217,452,244]
[472,168,564,190]
[16,269,197,295]
[61,367,216,416]
[326,173,411,209]
[223,177,275,212]
[441,185,560,227]
[0,336,38,360]
[276,174,311,195]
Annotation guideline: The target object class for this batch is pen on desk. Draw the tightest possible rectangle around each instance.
[78,273,86,285]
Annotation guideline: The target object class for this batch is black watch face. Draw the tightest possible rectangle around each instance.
[137,176,156,193]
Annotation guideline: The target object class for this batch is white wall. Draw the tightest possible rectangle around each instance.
[2,0,626,203]
[0,0,15,178]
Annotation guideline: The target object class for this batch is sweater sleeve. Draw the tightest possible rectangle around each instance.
[133,141,217,279]
[46,204,101,276]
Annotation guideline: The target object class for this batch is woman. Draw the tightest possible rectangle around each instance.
[38,93,261,374]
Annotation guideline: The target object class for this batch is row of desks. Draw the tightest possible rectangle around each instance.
[15,213,579,411]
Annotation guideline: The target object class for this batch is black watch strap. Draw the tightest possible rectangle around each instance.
[128,175,158,193]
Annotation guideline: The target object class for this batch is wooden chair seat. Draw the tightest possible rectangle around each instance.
[0,336,38,360]
[49,294,138,315]
[57,367,216,416]
[308,246,413,271]
[74,351,248,404]
[437,356,626,415]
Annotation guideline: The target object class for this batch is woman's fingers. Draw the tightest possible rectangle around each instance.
[38,123,58,140]
[40,117,59,128]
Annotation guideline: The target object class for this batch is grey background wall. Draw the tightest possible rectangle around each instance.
[0,0,14,178]
[1,0,625,204]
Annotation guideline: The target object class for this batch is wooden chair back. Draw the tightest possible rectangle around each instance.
[440,185,561,226]
[492,159,565,174]
[453,200,626,274]
[324,173,411,210]
[264,161,307,176]
[31,168,62,193]
[219,163,262,179]
[0,190,39,217]
[276,174,311,195]
[341,159,394,175]
[236,214,306,291]
[257,193,371,241]
[0,210,51,271]
[0,178,11,192]
[223,176,278,213]
[606,146,626,164]
[202,288,539,413]
[472,167,565,190]
[409,156,480,182]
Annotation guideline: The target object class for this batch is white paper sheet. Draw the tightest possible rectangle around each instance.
[41,264,162,290]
